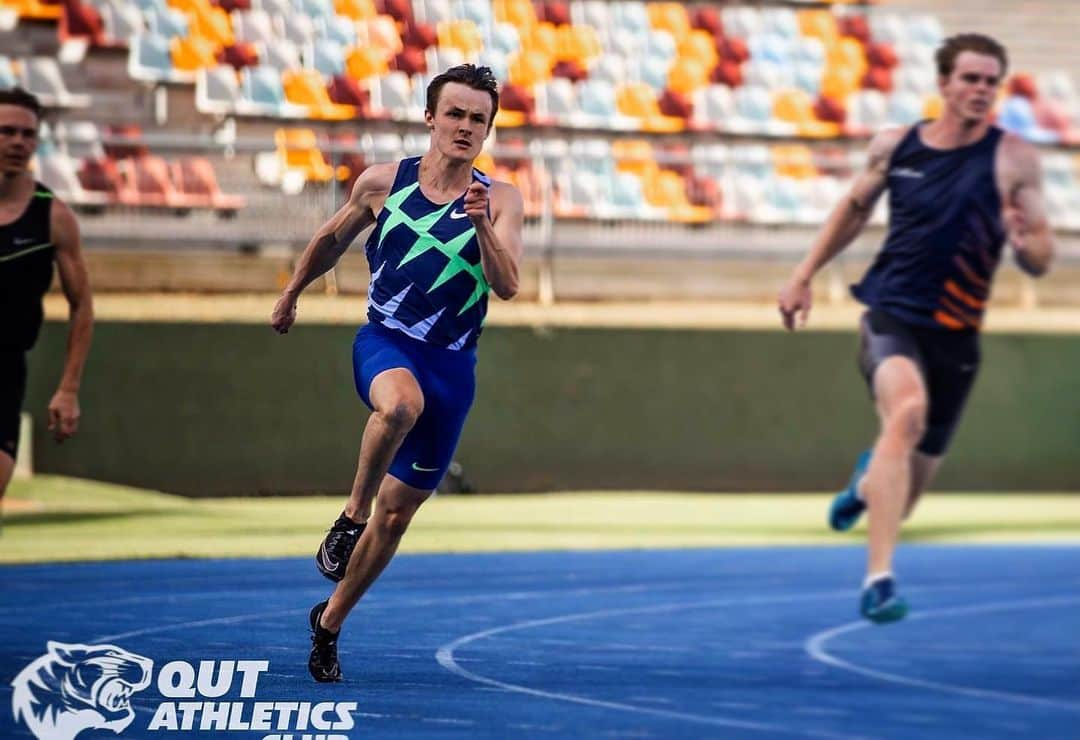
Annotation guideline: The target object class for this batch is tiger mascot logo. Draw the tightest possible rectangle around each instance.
[11,641,153,740]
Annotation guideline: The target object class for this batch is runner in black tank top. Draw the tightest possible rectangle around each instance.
[0,88,94,511]
[777,35,1055,623]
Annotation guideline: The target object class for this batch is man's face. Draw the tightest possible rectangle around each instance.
[939,51,1003,125]
[0,104,39,177]
[425,82,493,163]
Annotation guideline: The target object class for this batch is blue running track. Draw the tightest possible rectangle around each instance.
[2,546,1078,739]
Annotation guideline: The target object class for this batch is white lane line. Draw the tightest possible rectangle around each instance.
[804,594,1080,713]
[89,582,678,642]
[436,590,867,739]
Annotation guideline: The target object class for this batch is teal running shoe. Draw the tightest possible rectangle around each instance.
[828,449,871,531]
[860,576,909,624]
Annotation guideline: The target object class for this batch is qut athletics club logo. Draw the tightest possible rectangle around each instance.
[11,641,153,740]
[12,642,357,740]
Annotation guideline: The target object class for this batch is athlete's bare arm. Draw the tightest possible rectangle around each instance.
[997,134,1055,277]
[50,198,93,442]
[778,126,907,330]
[465,179,523,300]
[272,163,397,334]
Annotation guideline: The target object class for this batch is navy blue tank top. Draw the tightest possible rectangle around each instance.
[1,183,55,350]
[851,124,1006,331]
[363,157,490,351]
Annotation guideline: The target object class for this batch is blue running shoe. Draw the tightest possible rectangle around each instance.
[860,576,908,624]
[828,449,871,531]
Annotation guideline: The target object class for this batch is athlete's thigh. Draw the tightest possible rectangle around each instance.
[917,330,980,456]
[387,352,476,491]
[858,310,929,419]
[873,356,929,421]
[353,325,423,412]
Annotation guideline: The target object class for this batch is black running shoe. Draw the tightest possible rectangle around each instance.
[308,600,342,682]
[315,512,365,582]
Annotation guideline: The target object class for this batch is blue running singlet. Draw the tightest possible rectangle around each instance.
[363,156,491,351]
[851,124,1006,331]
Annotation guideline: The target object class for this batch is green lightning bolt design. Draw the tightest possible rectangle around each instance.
[378,181,490,316]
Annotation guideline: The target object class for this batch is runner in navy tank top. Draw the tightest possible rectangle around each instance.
[778,35,1055,623]
[271,65,524,681]
[0,88,94,513]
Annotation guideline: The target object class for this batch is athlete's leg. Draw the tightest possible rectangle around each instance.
[0,451,12,500]
[342,368,424,523]
[904,452,943,519]
[0,451,13,532]
[864,355,929,578]
[321,474,431,631]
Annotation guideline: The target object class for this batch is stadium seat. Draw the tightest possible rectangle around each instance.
[19,56,91,107]
[232,9,274,45]
[370,70,422,120]
[257,38,301,70]
[172,156,247,213]
[311,38,346,77]
[272,128,348,187]
[36,150,109,206]
[315,14,356,46]
[145,2,187,38]
[196,64,240,114]
[240,65,308,117]
[0,56,17,89]
[170,34,220,75]
[282,68,356,119]
[77,155,124,199]
[57,119,105,160]
[345,45,389,81]
[115,154,198,209]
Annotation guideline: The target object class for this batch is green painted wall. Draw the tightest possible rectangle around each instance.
[23,322,1079,495]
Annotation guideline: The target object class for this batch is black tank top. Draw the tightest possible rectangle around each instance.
[1,183,56,350]
[851,124,1006,331]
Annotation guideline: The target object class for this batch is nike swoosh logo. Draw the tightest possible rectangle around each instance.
[412,462,440,472]
[449,210,469,219]
[318,542,339,571]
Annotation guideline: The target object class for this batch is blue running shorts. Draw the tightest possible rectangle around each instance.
[352,322,477,491]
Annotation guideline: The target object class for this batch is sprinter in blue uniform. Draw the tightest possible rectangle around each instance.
[778,35,1055,622]
[271,65,524,680]
[0,88,93,518]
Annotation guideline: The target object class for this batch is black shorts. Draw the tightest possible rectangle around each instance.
[1,350,27,460]
[857,308,980,456]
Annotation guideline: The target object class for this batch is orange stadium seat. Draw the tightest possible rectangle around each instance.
[508,49,551,87]
[772,144,816,179]
[171,34,220,72]
[555,24,601,66]
[274,128,348,183]
[647,2,689,41]
[334,0,375,21]
[345,45,390,80]
[797,9,837,45]
[3,0,61,21]
[617,83,684,133]
[773,88,841,138]
[437,19,483,57]
[282,69,357,120]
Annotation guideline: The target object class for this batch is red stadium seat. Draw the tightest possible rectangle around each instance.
[172,156,247,213]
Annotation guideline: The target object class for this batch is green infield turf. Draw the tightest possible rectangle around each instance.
[2,476,1079,564]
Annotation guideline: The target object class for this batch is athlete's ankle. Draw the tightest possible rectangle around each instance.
[863,571,893,588]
